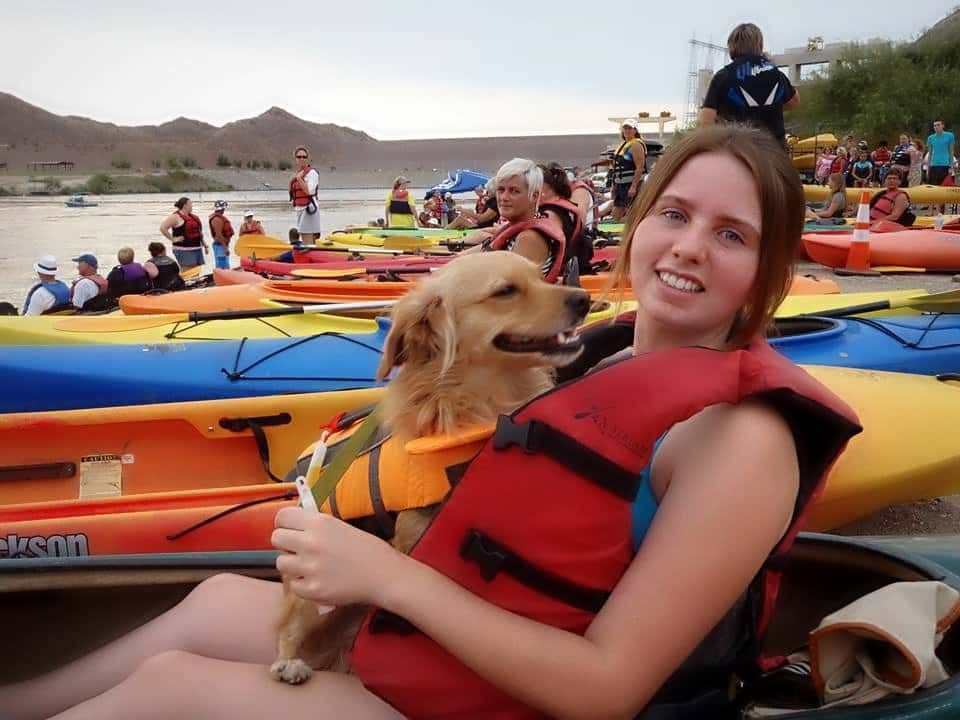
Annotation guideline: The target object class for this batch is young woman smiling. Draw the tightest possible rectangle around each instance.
[1,126,860,720]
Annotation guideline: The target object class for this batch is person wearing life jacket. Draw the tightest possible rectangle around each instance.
[699,22,799,145]
[21,254,71,316]
[609,118,647,222]
[871,140,892,182]
[6,127,864,720]
[69,253,110,312]
[208,200,235,270]
[447,181,500,230]
[385,176,418,229]
[106,246,153,299]
[289,146,322,242]
[238,209,265,236]
[159,197,207,270]
[869,167,914,225]
[459,158,566,282]
[143,241,186,292]
[539,162,594,274]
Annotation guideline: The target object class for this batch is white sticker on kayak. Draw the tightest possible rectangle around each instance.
[79,454,122,499]
[121,454,135,464]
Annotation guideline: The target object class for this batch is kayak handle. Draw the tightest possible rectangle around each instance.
[804,301,888,319]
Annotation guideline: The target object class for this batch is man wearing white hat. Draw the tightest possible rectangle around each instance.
[22,255,71,316]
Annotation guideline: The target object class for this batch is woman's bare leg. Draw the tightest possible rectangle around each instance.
[0,574,283,720]
[51,651,402,720]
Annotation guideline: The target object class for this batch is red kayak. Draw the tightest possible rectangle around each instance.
[803,228,960,270]
[240,256,451,276]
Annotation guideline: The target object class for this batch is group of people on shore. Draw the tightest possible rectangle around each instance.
[160,198,265,271]
[813,123,957,189]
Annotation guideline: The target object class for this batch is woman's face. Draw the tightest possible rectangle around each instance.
[885,172,902,189]
[183,200,193,214]
[629,152,762,348]
[496,175,536,221]
[900,134,909,145]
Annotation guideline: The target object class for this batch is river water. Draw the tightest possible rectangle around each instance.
[0,189,403,306]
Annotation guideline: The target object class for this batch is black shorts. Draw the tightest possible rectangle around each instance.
[613,183,635,208]
[929,166,951,186]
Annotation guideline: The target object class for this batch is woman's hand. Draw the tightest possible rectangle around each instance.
[272,507,405,608]
[628,185,638,199]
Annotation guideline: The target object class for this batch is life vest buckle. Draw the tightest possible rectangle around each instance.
[492,416,535,453]
[460,529,508,581]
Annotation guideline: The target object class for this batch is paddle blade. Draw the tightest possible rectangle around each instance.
[235,234,291,258]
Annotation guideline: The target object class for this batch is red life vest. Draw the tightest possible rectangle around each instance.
[486,218,566,283]
[239,220,264,235]
[173,211,204,247]
[351,339,861,719]
[69,273,108,299]
[208,213,235,242]
[290,166,316,207]
[830,156,846,174]
[539,198,582,248]
[869,189,909,221]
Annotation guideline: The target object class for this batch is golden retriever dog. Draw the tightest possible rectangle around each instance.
[271,251,591,684]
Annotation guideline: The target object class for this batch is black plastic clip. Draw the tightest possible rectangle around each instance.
[492,416,535,452]
[460,530,507,582]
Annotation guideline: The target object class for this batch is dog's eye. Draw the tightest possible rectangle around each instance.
[491,284,518,298]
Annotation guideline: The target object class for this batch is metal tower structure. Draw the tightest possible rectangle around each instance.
[683,38,727,129]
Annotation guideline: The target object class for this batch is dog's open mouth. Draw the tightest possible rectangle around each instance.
[493,329,583,355]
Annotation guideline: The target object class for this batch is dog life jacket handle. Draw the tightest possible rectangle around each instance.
[309,406,382,508]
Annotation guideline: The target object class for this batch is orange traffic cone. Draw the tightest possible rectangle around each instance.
[844,191,873,272]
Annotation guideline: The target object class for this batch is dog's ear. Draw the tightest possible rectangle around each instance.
[377,287,456,380]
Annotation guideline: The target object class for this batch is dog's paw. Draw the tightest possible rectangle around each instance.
[269,658,314,685]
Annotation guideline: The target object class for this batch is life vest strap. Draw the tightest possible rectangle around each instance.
[459,529,610,613]
[367,444,396,537]
[493,416,640,501]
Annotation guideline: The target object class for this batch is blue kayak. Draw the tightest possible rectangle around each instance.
[0,319,389,414]
[425,169,489,199]
[772,314,960,374]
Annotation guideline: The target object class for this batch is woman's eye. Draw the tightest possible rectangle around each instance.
[662,209,685,222]
[491,284,518,298]
[719,229,744,244]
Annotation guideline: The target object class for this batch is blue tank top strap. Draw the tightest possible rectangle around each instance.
[631,434,667,550]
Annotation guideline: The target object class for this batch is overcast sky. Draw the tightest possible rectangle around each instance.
[2,0,951,140]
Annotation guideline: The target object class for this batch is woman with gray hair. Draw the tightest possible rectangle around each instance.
[698,22,799,143]
[462,158,567,282]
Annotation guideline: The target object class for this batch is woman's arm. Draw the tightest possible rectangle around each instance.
[144,261,158,280]
[571,187,591,224]
[511,229,551,267]
[814,198,841,219]
[159,214,178,241]
[274,401,799,719]
[886,193,910,222]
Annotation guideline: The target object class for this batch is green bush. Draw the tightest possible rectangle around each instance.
[251,160,261,170]
[262,160,273,170]
[277,159,292,171]
[181,156,197,168]
[216,153,231,167]
[232,159,243,168]
[85,173,114,195]
[110,157,131,170]
[166,156,181,170]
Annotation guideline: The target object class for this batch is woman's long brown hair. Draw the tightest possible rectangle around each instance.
[608,124,803,349]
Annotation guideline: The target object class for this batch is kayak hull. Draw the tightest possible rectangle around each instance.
[0,322,389,413]
[803,229,960,270]
[805,183,960,205]
[774,315,960,375]
[0,387,383,505]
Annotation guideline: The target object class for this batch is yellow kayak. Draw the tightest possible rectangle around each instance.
[806,366,960,531]
[805,184,960,206]
[0,312,377,345]
[602,289,928,324]
[804,216,959,228]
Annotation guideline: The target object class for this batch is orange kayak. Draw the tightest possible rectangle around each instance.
[0,388,382,506]
[803,229,960,271]
[121,271,837,315]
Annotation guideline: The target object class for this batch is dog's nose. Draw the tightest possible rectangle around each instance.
[565,290,591,319]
